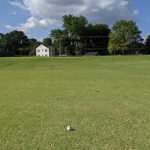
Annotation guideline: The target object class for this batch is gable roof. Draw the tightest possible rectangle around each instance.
[36,44,49,49]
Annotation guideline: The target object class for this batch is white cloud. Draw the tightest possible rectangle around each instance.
[5,17,50,32]
[8,0,27,10]
[8,0,138,32]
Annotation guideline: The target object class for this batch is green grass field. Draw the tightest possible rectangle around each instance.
[0,56,150,150]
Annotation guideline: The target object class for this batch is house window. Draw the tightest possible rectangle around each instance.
[45,49,47,52]
[37,49,40,52]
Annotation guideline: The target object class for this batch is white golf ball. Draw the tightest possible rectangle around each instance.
[67,126,72,131]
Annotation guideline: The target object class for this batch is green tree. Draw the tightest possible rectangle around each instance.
[51,15,111,55]
[51,29,67,55]
[0,34,6,51]
[108,20,142,55]
[0,33,7,56]
[43,38,52,46]
[0,31,42,56]
[63,14,87,36]
[0,33,4,38]
[24,38,41,55]
[85,24,110,55]
[74,40,85,55]
[145,35,150,54]
[3,30,30,55]
[62,15,88,55]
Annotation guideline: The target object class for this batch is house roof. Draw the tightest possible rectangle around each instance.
[36,44,49,49]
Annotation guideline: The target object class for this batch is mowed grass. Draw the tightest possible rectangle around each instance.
[0,56,150,150]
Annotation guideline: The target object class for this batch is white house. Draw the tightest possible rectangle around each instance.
[36,44,49,57]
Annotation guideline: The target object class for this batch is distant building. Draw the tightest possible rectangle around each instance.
[85,52,98,56]
[36,44,49,57]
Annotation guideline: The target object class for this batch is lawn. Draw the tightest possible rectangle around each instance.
[0,56,150,150]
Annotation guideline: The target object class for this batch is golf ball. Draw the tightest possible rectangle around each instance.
[67,126,72,131]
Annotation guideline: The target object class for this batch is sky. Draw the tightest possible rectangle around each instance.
[0,0,149,41]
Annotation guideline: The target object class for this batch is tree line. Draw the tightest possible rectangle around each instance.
[0,14,150,56]
[0,31,40,56]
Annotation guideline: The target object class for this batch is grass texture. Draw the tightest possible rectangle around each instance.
[0,56,150,150]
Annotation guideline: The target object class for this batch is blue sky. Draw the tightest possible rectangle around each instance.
[132,0,150,37]
[0,0,149,40]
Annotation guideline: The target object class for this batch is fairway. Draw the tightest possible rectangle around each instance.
[0,56,150,150]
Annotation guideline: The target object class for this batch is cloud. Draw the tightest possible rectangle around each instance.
[5,17,50,32]
[8,0,138,33]
[8,0,27,10]
[9,0,138,24]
